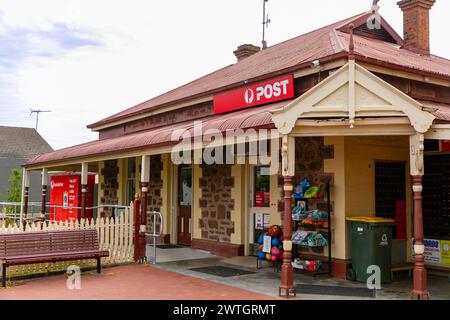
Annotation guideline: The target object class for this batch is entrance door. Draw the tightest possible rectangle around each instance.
[177,165,192,246]
[249,165,271,255]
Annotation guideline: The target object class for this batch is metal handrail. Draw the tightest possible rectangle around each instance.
[145,211,163,265]
[0,202,131,224]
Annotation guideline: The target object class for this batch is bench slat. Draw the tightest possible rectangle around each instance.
[0,230,108,262]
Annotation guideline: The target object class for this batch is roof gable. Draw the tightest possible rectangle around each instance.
[336,12,403,45]
[271,61,435,134]
[0,126,53,159]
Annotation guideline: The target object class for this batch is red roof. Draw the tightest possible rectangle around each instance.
[27,97,450,167]
[88,11,450,129]
[26,100,290,166]
[420,100,450,122]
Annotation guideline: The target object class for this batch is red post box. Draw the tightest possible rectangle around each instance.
[49,174,96,222]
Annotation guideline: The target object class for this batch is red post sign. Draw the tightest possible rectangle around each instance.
[213,75,294,114]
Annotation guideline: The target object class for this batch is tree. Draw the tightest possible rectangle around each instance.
[6,168,22,203]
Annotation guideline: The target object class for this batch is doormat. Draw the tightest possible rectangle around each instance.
[296,284,376,298]
[190,266,256,277]
[156,244,185,249]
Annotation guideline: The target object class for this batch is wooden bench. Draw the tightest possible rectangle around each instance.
[391,263,414,279]
[0,229,109,287]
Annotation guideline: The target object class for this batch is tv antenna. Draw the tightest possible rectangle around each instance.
[262,0,271,49]
[30,109,51,130]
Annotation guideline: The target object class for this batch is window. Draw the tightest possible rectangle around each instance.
[179,166,192,206]
[254,166,270,207]
[375,161,406,239]
[423,154,450,238]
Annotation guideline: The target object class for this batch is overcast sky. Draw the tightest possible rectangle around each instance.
[1,0,449,150]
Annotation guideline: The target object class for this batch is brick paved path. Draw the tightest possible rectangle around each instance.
[0,264,274,300]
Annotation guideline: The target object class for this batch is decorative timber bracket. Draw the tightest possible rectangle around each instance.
[410,133,425,176]
[270,62,435,136]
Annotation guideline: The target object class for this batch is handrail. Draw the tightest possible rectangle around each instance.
[145,211,163,265]
[0,202,131,224]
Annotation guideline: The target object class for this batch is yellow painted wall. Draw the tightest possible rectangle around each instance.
[135,156,141,199]
[230,164,247,245]
[344,136,411,260]
[324,136,346,260]
[269,173,283,226]
[160,154,171,235]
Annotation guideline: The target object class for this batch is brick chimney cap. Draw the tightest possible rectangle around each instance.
[234,44,261,62]
[397,0,436,10]
[234,44,261,53]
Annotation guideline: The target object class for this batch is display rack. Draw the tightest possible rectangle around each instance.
[291,182,332,276]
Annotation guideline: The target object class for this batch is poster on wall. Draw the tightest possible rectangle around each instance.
[255,191,264,207]
[255,213,264,230]
[424,239,441,264]
[441,240,450,266]
[411,238,441,264]
[263,214,270,229]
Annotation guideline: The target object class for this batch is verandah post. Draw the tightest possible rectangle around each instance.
[40,168,48,223]
[80,162,88,219]
[139,155,151,262]
[133,193,141,261]
[409,133,429,300]
[279,135,296,298]
[21,169,30,230]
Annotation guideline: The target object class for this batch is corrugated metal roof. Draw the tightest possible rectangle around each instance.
[87,13,366,129]
[420,100,450,122]
[26,100,291,167]
[338,32,450,78]
[88,11,450,129]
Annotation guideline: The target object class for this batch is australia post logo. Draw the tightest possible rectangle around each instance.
[213,75,294,114]
[50,181,64,189]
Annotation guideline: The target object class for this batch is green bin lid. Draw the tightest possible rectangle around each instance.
[346,216,395,223]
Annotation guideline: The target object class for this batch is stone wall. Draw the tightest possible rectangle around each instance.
[100,159,119,217]
[198,164,235,242]
[146,155,163,232]
[294,137,334,186]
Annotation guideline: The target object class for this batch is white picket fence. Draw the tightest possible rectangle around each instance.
[0,205,136,279]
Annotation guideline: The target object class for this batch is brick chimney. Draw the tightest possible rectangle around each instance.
[233,44,261,62]
[397,0,436,54]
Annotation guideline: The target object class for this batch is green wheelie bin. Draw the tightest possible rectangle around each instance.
[346,217,396,284]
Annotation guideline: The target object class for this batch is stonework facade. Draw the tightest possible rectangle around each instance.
[146,155,163,232]
[198,164,235,242]
[100,159,119,217]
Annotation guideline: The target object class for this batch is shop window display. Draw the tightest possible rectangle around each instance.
[254,166,270,207]
[291,180,332,275]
